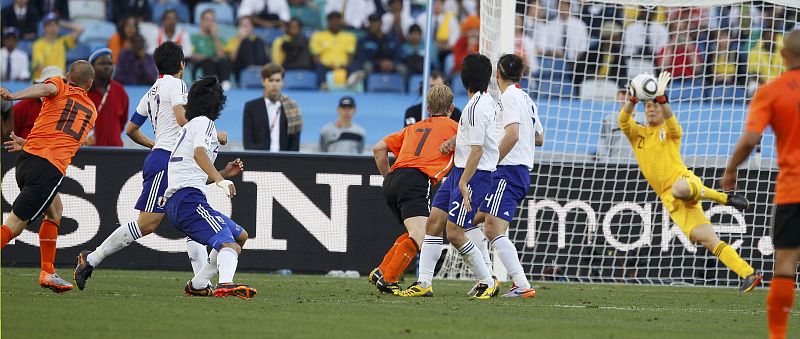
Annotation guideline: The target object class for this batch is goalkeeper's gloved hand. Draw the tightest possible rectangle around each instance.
[655,71,672,104]
[626,80,638,104]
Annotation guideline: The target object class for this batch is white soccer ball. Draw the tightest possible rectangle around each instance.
[630,73,658,101]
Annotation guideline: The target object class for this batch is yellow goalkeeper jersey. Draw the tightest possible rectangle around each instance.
[618,109,689,195]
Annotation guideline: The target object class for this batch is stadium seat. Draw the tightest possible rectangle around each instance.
[283,70,317,90]
[254,27,284,45]
[194,2,235,25]
[579,79,617,102]
[17,40,33,57]
[536,57,572,82]
[217,24,237,41]
[151,2,191,23]
[76,19,116,49]
[366,73,405,93]
[68,0,107,21]
[238,66,263,89]
[66,44,92,64]
[536,80,574,99]
[407,74,424,93]
[451,74,467,96]
[666,80,703,101]
[704,86,748,103]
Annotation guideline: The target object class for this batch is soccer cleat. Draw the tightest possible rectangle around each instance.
[466,281,480,296]
[491,276,501,297]
[471,283,497,300]
[368,267,382,285]
[39,271,74,293]
[214,282,257,299]
[726,194,749,211]
[73,250,94,290]
[396,281,433,297]
[375,277,401,295]
[502,284,537,298]
[184,281,213,297]
[468,276,500,297]
[740,273,763,293]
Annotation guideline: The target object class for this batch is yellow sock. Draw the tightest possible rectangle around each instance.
[688,182,728,204]
[712,241,754,278]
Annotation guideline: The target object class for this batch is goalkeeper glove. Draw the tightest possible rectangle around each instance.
[655,71,672,104]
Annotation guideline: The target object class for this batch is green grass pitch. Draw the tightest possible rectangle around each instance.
[2,267,796,338]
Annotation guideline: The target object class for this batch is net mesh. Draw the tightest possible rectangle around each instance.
[438,0,797,286]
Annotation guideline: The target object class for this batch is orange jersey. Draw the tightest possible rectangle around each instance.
[745,68,800,204]
[384,116,458,185]
[24,77,97,174]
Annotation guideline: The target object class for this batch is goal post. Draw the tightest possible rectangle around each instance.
[437,0,798,287]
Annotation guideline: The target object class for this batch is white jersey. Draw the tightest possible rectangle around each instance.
[498,85,544,170]
[133,74,188,152]
[454,92,499,171]
[165,116,220,198]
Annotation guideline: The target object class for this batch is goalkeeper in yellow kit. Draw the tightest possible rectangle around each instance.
[620,72,762,292]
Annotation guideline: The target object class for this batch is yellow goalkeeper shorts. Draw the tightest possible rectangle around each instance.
[660,171,711,236]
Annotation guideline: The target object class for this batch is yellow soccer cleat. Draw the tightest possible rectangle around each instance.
[471,283,497,300]
[396,281,433,297]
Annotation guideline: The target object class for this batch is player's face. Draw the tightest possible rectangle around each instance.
[644,102,664,126]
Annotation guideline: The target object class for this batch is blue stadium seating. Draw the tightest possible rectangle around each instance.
[536,80,574,99]
[704,86,748,103]
[451,74,467,96]
[367,73,405,93]
[194,2,235,25]
[76,19,116,50]
[283,70,317,90]
[238,66,263,89]
[151,2,191,23]
[66,43,92,64]
[17,40,33,57]
[666,80,704,101]
[253,27,284,45]
[407,74,424,93]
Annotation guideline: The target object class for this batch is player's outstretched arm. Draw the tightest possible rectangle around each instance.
[497,123,520,163]
[1,83,58,101]
[458,145,483,213]
[194,147,235,197]
[373,140,391,177]
[125,121,155,149]
[173,105,188,126]
[535,131,544,147]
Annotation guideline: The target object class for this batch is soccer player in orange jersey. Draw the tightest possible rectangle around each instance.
[722,30,800,339]
[369,84,459,294]
[0,60,97,293]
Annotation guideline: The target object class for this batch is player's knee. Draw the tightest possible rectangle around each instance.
[221,242,241,254]
[671,181,691,200]
[138,221,159,235]
[236,229,248,247]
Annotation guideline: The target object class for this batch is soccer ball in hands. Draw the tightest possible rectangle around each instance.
[629,73,658,101]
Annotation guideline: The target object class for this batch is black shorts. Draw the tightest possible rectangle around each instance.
[772,203,800,249]
[12,152,64,222]
[382,168,433,224]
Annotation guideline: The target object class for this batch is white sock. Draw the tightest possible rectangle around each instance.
[191,249,218,289]
[186,239,208,275]
[217,247,239,284]
[418,235,443,288]
[491,235,530,289]
[87,221,142,267]
[459,240,494,287]
[465,227,492,270]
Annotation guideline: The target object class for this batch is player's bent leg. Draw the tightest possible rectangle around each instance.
[186,239,208,275]
[768,248,799,339]
[1,212,29,248]
[213,242,256,300]
[38,198,73,292]
[80,211,163,282]
[484,215,535,298]
[398,208,448,296]
[371,233,409,285]
[673,176,748,210]
[690,223,760,289]
[377,217,424,294]
[446,221,496,299]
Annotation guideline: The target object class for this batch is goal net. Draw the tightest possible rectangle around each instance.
[438,0,798,287]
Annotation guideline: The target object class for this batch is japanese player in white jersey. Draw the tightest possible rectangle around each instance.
[74,41,240,292]
[478,54,543,298]
[397,53,499,299]
[164,76,254,298]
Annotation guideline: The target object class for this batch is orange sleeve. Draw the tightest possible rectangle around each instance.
[383,128,406,155]
[44,76,65,97]
[745,85,773,134]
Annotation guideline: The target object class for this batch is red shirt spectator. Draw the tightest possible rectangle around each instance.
[452,16,479,73]
[87,80,128,146]
[656,44,701,78]
[12,98,41,138]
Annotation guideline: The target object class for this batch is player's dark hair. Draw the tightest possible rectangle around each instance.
[153,41,184,75]
[185,76,227,122]
[497,53,524,83]
[461,53,492,93]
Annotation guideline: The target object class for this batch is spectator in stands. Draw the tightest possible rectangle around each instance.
[112,0,151,23]
[704,29,745,86]
[355,14,402,75]
[238,0,290,28]
[1,98,11,141]
[382,0,412,42]
[12,65,62,139]
[747,29,784,85]
[2,0,41,40]
[289,0,321,30]
[521,0,548,74]
[309,11,357,87]
[655,21,701,78]
[320,96,365,154]
[114,34,158,85]
[415,0,459,72]
[31,13,83,80]
[85,48,129,147]
[147,9,193,58]
[273,18,314,70]
[574,21,628,93]
[451,15,480,74]
[444,0,476,18]
[535,0,589,62]
[622,6,668,58]
[226,16,268,80]
[580,1,623,39]
[404,70,461,127]
[324,0,376,29]
[1,28,30,81]
[401,24,438,75]
[35,0,68,19]
[243,63,303,151]
[191,9,233,89]
[108,15,139,64]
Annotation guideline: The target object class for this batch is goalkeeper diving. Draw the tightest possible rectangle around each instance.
[620,71,762,291]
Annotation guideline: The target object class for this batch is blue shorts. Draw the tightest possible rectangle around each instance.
[479,165,531,222]
[164,188,245,251]
[134,149,171,213]
[431,167,492,228]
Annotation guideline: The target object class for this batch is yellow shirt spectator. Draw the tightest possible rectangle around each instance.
[747,33,785,83]
[309,30,356,69]
[272,36,288,66]
[31,35,76,80]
